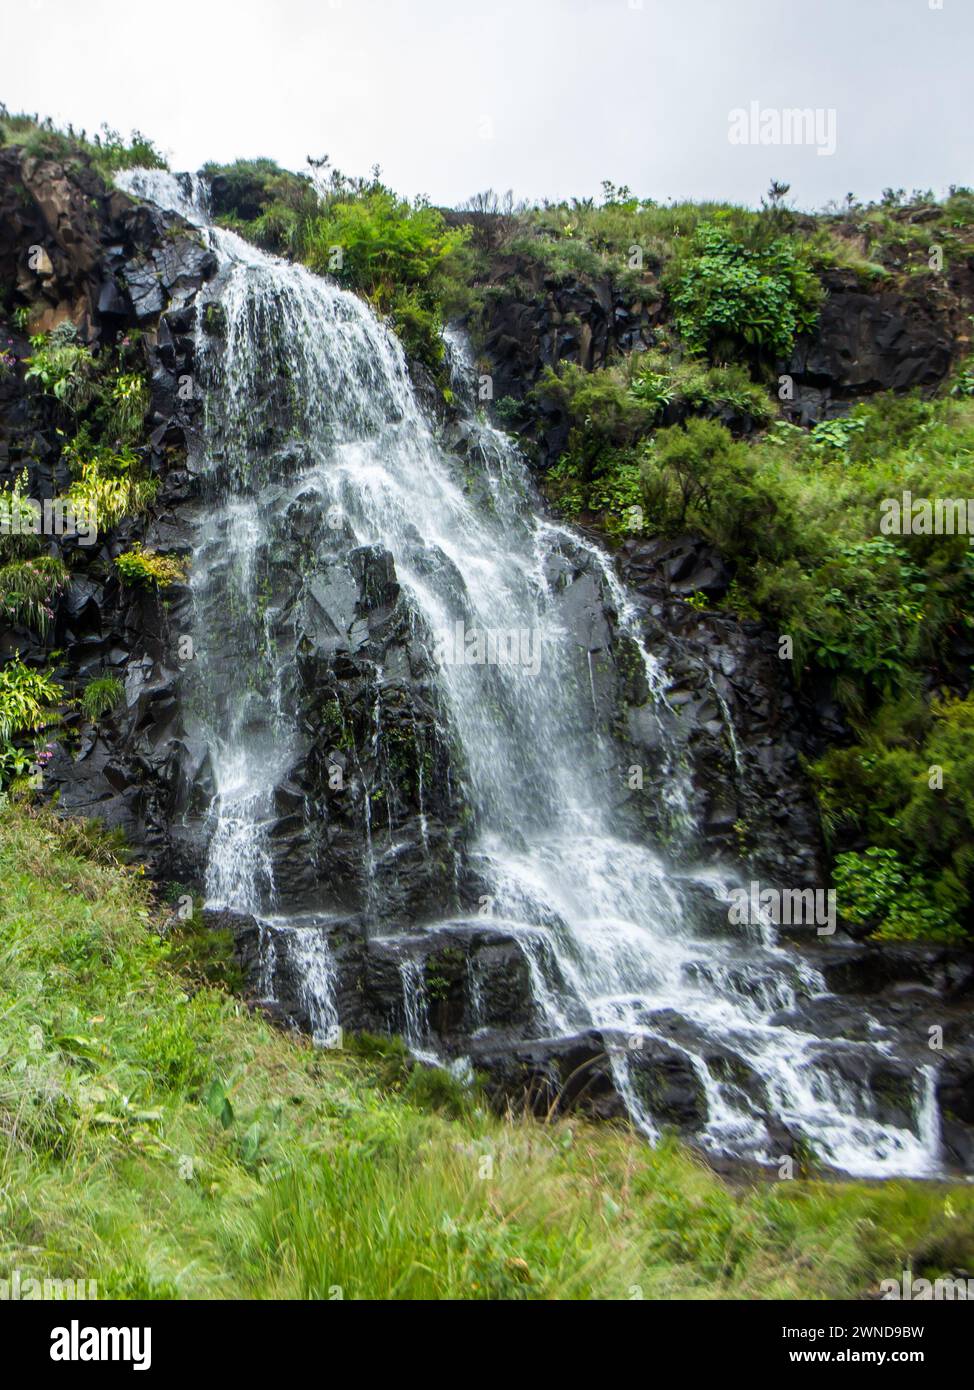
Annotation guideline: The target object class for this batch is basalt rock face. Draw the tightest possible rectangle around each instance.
[470,248,973,453]
[466,252,660,467]
[479,257,659,397]
[253,538,471,918]
[0,150,215,875]
[223,909,541,1045]
[615,536,825,886]
[781,268,965,425]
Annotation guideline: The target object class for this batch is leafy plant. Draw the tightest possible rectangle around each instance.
[629,367,674,415]
[0,555,68,633]
[0,470,45,558]
[629,354,773,424]
[109,372,149,441]
[0,740,42,790]
[203,158,471,375]
[0,107,166,178]
[808,415,866,455]
[951,356,974,399]
[65,445,158,531]
[301,186,467,369]
[668,222,822,361]
[80,675,124,722]
[0,659,63,742]
[114,544,187,588]
[834,848,961,943]
[24,324,96,411]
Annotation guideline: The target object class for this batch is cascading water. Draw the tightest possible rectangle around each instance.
[118,169,943,1179]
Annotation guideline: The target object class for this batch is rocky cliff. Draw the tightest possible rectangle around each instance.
[1,148,972,1171]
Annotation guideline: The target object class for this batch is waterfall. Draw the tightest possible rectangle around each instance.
[117,169,943,1179]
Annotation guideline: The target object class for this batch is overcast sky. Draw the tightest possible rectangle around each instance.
[1,0,970,209]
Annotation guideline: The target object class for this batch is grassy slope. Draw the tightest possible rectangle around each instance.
[1,803,972,1300]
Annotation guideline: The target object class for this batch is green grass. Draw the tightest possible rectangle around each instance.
[0,804,972,1300]
[0,107,166,181]
[80,675,124,723]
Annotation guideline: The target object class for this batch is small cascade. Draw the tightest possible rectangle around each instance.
[278,918,342,1047]
[398,958,436,1063]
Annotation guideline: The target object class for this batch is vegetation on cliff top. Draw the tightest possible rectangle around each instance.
[0,106,166,183]
[203,156,472,373]
[0,803,971,1300]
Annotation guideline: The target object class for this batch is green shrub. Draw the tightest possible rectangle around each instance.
[401,1062,475,1119]
[951,356,974,398]
[630,354,774,424]
[80,674,124,722]
[834,848,962,943]
[65,444,158,532]
[759,538,928,704]
[586,458,644,536]
[812,693,974,940]
[640,418,774,549]
[628,366,674,416]
[300,186,467,370]
[673,361,774,422]
[24,324,96,410]
[808,415,866,455]
[204,160,471,375]
[0,555,68,633]
[0,470,44,558]
[668,221,822,361]
[0,108,166,178]
[385,286,445,367]
[89,125,167,174]
[0,658,63,743]
[114,544,187,588]
[109,372,149,441]
[537,363,655,457]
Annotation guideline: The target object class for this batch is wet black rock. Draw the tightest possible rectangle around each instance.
[468,1028,708,1129]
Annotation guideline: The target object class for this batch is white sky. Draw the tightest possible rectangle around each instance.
[1,0,970,209]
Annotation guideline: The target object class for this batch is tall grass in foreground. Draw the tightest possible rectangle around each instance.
[0,803,971,1300]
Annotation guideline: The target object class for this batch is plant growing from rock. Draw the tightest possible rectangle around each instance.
[0,470,44,558]
[80,674,124,722]
[0,658,63,743]
[24,323,96,411]
[0,555,68,634]
[109,372,149,441]
[114,544,187,588]
[64,443,158,532]
[668,221,822,362]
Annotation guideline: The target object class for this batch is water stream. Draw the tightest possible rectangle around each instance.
[117,169,942,1178]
